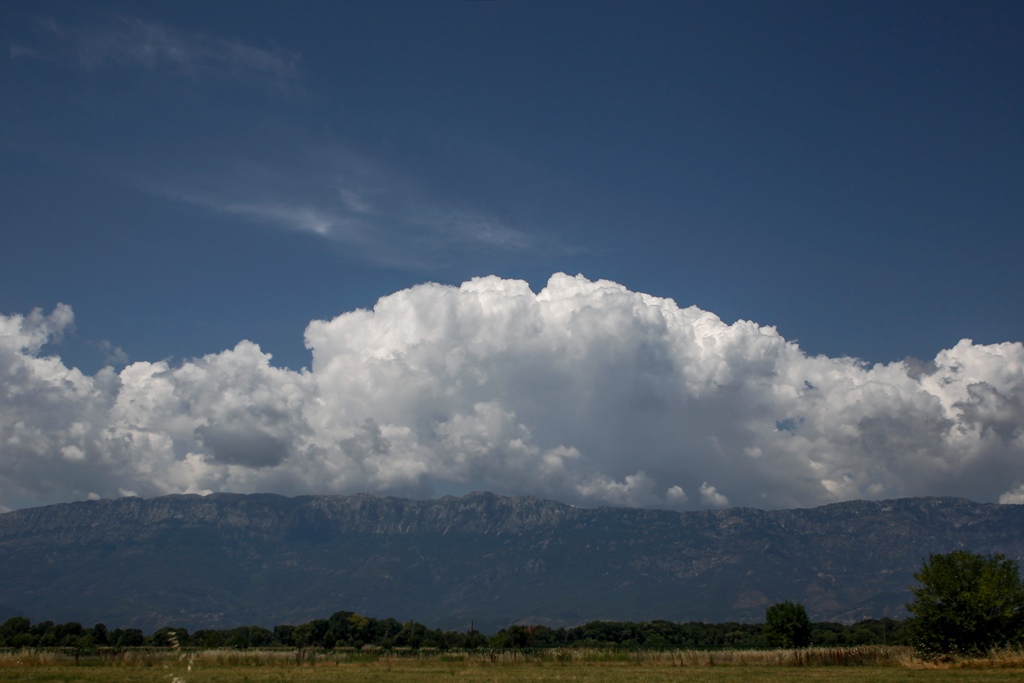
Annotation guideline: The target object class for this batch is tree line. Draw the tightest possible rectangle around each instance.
[0,612,908,651]
[0,612,482,651]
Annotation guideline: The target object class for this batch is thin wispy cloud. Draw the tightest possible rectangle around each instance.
[147,147,536,268]
[11,16,300,92]
[9,15,543,270]
[427,211,534,250]
[218,202,363,241]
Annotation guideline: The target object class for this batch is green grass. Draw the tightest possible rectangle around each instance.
[1,648,1023,683]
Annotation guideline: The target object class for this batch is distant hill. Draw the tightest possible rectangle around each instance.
[0,493,1022,633]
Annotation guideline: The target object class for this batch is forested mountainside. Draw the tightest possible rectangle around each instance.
[1,492,1021,633]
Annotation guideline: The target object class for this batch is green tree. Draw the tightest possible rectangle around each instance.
[907,550,1024,655]
[91,623,108,647]
[111,628,145,647]
[764,601,812,648]
[292,619,328,648]
[273,624,295,646]
[191,629,226,648]
[0,617,31,646]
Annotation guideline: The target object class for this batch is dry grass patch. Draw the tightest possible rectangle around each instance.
[0,647,1023,683]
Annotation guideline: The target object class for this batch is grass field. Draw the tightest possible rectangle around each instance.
[2,647,1024,683]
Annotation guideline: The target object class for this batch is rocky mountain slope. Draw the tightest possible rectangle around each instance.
[1,492,1021,633]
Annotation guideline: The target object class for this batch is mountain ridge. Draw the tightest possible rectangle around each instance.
[1,493,1021,633]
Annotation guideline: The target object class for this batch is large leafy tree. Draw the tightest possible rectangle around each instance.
[764,600,812,648]
[907,550,1024,655]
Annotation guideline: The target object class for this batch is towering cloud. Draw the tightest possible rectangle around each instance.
[2,274,1023,511]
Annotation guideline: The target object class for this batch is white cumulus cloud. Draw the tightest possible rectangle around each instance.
[3,274,1024,511]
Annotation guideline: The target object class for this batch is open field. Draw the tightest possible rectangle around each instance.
[2,648,1024,683]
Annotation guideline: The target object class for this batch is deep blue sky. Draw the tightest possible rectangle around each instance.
[3,0,1023,372]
